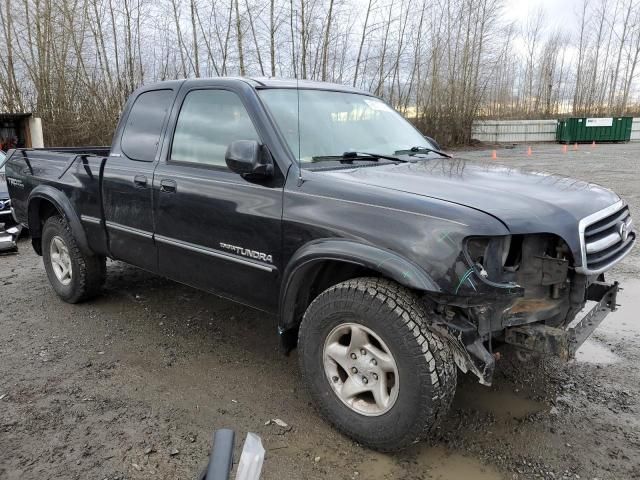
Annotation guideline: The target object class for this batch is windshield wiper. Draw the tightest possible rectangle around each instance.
[394,146,452,158]
[312,151,408,164]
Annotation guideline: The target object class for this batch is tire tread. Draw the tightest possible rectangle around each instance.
[298,277,456,451]
[42,215,105,303]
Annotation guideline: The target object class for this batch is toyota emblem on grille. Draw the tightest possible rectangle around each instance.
[618,220,630,242]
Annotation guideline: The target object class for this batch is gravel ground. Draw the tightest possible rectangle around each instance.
[1,142,639,480]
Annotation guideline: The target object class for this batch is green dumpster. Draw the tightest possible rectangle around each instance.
[556,117,633,143]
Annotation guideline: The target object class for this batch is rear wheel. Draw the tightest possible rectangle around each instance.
[298,277,457,452]
[42,215,105,303]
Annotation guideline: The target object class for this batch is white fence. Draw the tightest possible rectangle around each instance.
[471,118,640,143]
[631,118,640,140]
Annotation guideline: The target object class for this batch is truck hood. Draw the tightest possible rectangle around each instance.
[320,158,620,233]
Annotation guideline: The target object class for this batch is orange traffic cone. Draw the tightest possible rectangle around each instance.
[574,142,578,150]
[527,146,532,156]
[491,150,497,160]
[591,140,596,148]
[562,144,568,153]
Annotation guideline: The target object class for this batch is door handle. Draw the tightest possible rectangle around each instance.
[134,175,147,187]
[160,179,177,193]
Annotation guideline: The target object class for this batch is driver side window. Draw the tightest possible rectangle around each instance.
[171,90,259,167]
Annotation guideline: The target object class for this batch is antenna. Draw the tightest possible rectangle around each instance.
[294,9,303,186]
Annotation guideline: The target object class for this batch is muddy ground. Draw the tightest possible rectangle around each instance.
[1,143,639,480]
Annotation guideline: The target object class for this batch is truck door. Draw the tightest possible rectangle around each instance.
[152,85,284,312]
[102,87,176,271]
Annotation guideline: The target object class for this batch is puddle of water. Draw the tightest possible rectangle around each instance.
[356,451,396,480]
[357,446,504,480]
[572,278,639,364]
[598,278,640,338]
[453,382,545,420]
[417,445,504,480]
[575,338,620,365]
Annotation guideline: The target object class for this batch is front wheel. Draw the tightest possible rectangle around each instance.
[42,215,105,303]
[298,277,457,452]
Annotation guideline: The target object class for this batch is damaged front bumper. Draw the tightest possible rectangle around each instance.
[503,281,619,360]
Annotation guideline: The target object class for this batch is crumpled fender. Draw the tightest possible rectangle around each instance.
[278,238,441,330]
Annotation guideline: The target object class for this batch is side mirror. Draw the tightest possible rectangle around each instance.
[225,140,274,179]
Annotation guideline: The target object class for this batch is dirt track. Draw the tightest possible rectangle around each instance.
[1,143,639,480]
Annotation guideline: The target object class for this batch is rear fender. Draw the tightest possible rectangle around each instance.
[27,185,93,256]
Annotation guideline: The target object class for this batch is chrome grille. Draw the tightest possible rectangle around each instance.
[578,201,636,274]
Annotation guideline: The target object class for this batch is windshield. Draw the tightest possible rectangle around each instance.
[0,151,5,173]
[258,89,432,165]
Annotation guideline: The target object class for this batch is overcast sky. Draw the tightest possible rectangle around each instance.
[503,0,582,31]
[502,0,583,58]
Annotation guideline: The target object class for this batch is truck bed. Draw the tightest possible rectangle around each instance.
[6,146,110,181]
[5,146,111,256]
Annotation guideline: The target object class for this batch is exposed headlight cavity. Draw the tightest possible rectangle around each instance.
[465,235,513,280]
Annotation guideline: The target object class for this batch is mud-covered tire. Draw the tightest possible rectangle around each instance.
[42,215,105,303]
[298,277,457,452]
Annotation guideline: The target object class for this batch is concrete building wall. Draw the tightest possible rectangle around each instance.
[0,113,44,148]
[27,117,44,148]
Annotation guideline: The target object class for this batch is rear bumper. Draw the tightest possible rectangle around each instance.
[503,281,619,360]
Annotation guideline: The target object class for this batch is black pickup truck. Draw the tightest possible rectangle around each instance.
[5,78,636,451]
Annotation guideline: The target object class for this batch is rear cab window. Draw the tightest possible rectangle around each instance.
[121,89,174,162]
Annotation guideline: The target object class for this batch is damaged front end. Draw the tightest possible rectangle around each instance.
[505,281,619,360]
[428,222,632,386]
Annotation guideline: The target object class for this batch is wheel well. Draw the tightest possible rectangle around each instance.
[29,199,61,255]
[280,260,383,352]
[307,260,380,306]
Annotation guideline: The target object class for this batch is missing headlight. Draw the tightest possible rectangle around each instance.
[464,236,512,279]
[504,235,523,271]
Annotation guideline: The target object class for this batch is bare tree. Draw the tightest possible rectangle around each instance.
[321,0,335,81]
[3,0,640,148]
[353,0,373,87]
[191,0,201,77]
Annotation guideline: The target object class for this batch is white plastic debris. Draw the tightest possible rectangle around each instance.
[0,234,14,252]
[235,432,265,480]
[272,418,288,428]
[0,224,21,254]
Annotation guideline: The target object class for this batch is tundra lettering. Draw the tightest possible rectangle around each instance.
[7,177,23,188]
[219,242,273,263]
